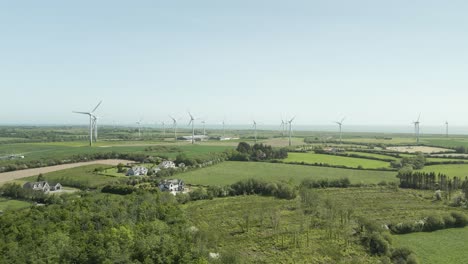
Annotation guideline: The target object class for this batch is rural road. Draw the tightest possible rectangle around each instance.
[0,159,135,184]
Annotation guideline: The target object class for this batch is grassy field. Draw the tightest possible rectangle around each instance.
[0,198,30,211]
[22,164,123,188]
[346,151,399,161]
[183,195,378,263]
[176,161,397,186]
[284,153,391,169]
[419,164,468,178]
[393,227,468,264]
[0,142,233,168]
[183,187,462,263]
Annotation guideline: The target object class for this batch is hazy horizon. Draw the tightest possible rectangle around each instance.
[2,1,468,126]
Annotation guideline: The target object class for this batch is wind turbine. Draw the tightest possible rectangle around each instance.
[169,116,178,141]
[280,119,286,137]
[288,116,295,146]
[136,118,143,138]
[252,120,258,143]
[445,121,449,138]
[161,121,166,136]
[222,119,226,138]
[335,117,345,144]
[91,115,100,142]
[201,120,206,136]
[72,100,102,146]
[188,112,196,144]
[412,114,421,144]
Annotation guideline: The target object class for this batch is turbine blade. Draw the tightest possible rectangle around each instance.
[73,111,90,115]
[91,100,103,113]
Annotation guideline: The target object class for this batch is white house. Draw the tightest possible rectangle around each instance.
[159,179,184,193]
[23,181,62,192]
[126,166,148,176]
[158,161,176,169]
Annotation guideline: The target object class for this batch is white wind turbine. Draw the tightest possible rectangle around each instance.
[169,116,178,141]
[445,121,449,138]
[73,100,102,146]
[201,120,206,136]
[136,118,143,138]
[335,117,345,144]
[161,121,166,136]
[412,114,421,144]
[288,116,295,146]
[252,120,258,143]
[188,112,196,144]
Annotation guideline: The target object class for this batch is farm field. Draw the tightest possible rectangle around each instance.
[342,137,415,144]
[393,227,468,264]
[176,161,397,186]
[22,164,123,188]
[0,198,30,211]
[284,152,391,169]
[346,151,398,161]
[418,164,468,178]
[387,146,454,154]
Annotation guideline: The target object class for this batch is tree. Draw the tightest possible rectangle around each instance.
[37,173,45,182]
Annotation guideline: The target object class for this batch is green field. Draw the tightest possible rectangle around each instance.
[176,161,397,186]
[183,187,463,263]
[346,151,399,161]
[284,152,391,169]
[23,164,123,188]
[419,164,468,178]
[0,198,30,211]
[393,227,468,264]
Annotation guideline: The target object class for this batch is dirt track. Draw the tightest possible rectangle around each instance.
[0,159,135,184]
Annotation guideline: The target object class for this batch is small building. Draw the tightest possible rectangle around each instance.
[23,181,59,193]
[159,179,184,193]
[23,181,50,192]
[158,160,176,169]
[49,183,62,191]
[126,166,148,176]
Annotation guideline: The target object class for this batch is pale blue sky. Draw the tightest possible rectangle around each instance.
[1,0,468,127]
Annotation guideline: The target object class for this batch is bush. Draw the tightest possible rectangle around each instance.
[451,212,468,227]
[391,247,419,264]
[368,234,390,256]
[423,215,445,232]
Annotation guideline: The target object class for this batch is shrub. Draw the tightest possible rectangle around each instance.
[451,212,468,227]
[423,215,445,232]
[368,234,390,256]
[391,247,419,264]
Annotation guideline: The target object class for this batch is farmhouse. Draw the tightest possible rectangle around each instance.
[180,135,209,142]
[159,179,184,193]
[126,166,148,176]
[158,160,176,169]
[23,181,62,192]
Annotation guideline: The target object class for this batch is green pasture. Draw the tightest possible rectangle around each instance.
[176,161,397,186]
[346,151,399,161]
[284,152,391,169]
[22,164,123,188]
[418,164,468,178]
[0,198,31,211]
[393,227,468,264]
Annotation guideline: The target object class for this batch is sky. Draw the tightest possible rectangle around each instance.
[1,0,468,128]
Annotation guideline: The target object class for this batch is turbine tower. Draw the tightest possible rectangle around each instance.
[136,118,143,138]
[280,119,286,137]
[445,121,449,138]
[72,100,102,146]
[412,114,421,144]
[222,120,226,138]
[288,116,295,146]
[161,121,166,136]
[170,116,178,141]
[201,120,206,136]
[188,112,196,144]
[253,120,258,143]
[335,117,345,144]
[92,115,100,142]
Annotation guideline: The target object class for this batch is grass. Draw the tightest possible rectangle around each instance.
[0,198,31,211]
[284,153,391,169]
[23,164,123,188]
[418,164,468,178]
[176,161,397,186]
[182,187,463,263]
[392,227,468,264]
[346,151,398,161]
